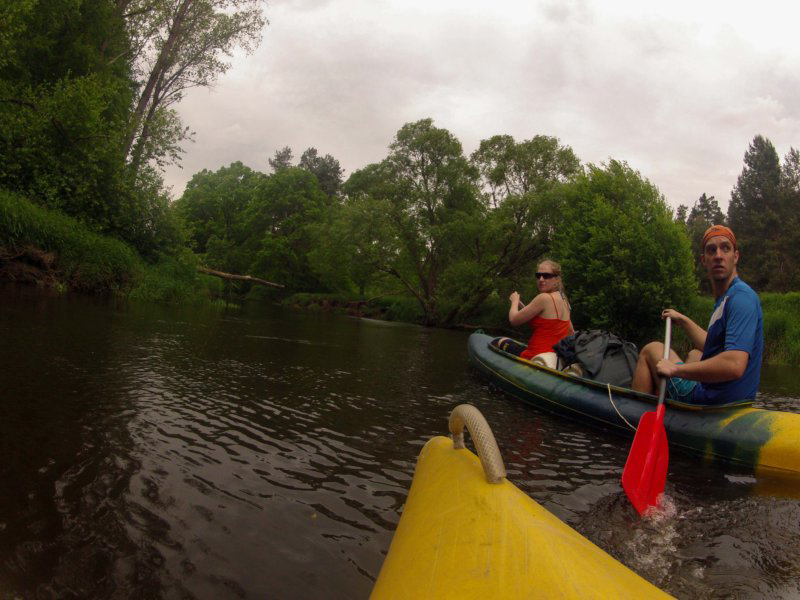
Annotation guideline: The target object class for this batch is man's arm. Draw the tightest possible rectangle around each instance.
[657,350,748,382]
[663,308,706,350]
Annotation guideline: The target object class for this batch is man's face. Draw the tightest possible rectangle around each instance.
[701,235,738,281]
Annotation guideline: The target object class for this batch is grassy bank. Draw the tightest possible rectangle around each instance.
[0,190,220,303]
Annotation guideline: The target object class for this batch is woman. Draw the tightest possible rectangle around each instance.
[508,260,573,367]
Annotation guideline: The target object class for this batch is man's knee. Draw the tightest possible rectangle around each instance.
[640,341,663,361]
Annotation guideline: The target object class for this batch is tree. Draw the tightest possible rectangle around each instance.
[471,134,580,207]
[775,147,800,290]
[728,135,781,290]
[332,125,581,325]
[268,146,293,173]
[299,147,343,197]
[683,193,726,293]
[122,0,266,174]
[553,160,695,345]
[174,161,261,273]
[245,167,328,291]
[341,119,480,324]
[307,192,395,295]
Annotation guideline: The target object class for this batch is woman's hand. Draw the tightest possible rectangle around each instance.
[509,291,521,307]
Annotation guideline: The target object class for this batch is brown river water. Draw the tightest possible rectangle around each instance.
[1,284,799,599]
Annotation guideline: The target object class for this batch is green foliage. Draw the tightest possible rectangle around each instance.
[299,147,343,197]
[728,135,783,291]
[759,292,800,365]
[0,189,141,292]
[269,146,293,172]
[127,250,214,304]
[307,190,396,295]
[340,119,481,324]
[326,123,582,326]
[245,167,328,291]
[553,160,696,345]
[471,133,580,206]
[677,193,726,294]
[175,161,261,256]
[174,163,328,293]
[124,0,265,172]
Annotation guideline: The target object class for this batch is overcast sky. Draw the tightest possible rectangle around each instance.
[163,0,800,212]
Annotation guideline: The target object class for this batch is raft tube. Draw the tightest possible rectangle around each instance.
[371,434,669,598]
[468,332,800,475]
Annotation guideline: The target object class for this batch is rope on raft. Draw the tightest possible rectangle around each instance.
[607,383,637,431]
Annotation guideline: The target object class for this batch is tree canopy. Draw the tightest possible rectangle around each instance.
[554,160,695,343]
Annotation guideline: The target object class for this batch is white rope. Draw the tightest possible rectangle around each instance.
[607,383,637,431]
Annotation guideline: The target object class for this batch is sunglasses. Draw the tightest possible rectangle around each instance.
[535,272,558,280]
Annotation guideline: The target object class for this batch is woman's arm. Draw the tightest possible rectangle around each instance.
[509,292,544,327]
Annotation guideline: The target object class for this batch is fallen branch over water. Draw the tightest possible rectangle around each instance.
[198,266,284,288]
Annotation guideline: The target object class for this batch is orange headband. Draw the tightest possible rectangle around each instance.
[702,225,736,250]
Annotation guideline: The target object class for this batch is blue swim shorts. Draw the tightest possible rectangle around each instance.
[666,363,698,403]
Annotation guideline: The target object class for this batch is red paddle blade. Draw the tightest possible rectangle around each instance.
[622,410,669,515]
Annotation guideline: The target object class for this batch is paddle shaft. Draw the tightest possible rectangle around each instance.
[640,317,672,493]
[656,316,673,408]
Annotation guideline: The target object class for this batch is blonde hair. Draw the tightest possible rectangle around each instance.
[538,259,569,306]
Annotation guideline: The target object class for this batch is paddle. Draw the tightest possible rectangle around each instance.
[622,316,672,515]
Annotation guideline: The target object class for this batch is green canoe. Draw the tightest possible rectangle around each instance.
[468,332,800,476]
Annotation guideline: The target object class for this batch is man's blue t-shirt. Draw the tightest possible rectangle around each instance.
[693,277,763,404]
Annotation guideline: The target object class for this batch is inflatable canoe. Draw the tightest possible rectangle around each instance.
[371,404,670,599]
[468,332,800,476]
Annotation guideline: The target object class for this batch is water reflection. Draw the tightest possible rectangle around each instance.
[1,284,799,599]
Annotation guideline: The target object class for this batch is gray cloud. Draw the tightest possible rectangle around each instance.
[164,0,800,213]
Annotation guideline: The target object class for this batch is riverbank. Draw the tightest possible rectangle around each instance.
[0,190,222,304]
[4,190,799,365]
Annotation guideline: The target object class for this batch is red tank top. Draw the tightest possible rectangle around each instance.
[520,294,572,359]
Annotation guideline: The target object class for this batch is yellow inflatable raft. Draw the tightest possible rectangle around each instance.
[371,405,671,599]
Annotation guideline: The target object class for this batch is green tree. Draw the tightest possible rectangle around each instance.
[268,146,293,172]
[307,192,396,295]
[333,126,580,325]
[775,147,800,290]
[471,134,580,207]
[174,161,261,272]
[674,204,688,224]
[122,0,266,174]
[0,0,187,259]
[728,135,782,291]
[299,147,343,197]
[553,160,695,345]
[343,119,480,324]
[244,167,329,291]
[684,193,726,294]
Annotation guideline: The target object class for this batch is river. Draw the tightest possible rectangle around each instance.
[1,284,798,598]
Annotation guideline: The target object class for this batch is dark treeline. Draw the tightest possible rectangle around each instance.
[1,2,799,351]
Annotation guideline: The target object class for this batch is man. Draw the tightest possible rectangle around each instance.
[631,225,763,405]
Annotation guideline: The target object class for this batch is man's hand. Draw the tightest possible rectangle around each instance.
[656,359,679,378]
[661,308,687,325]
